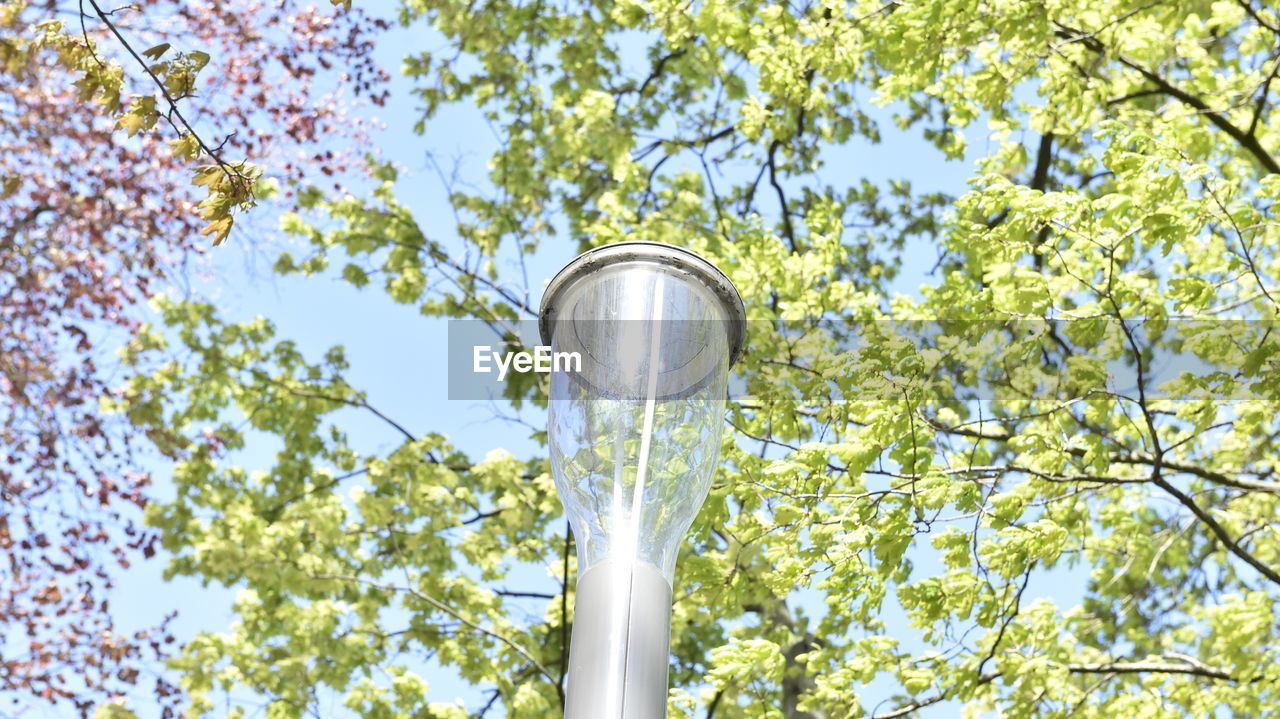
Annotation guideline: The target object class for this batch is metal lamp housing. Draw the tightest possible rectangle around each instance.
[540,241,746,719]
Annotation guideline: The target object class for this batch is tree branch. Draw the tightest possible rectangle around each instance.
[309,572,560,688]
[1247,52,1280,138]
[83,0,249,186]
[767,139,798,251]
[1067,659,1235,681]
[1150,475,1280,586]
[558,520,570,707]
[924,417,1280,494]
[860,657,1252,718]
[1234,0,1280,36]
[1055,22,1280,174]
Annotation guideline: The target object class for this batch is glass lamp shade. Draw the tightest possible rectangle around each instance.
[540,241,745,719]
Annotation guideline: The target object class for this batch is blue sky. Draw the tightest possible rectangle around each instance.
[93,1,1091,716]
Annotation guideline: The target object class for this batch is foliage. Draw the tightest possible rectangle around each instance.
[0,0,386,713]
[122,0,1280,717]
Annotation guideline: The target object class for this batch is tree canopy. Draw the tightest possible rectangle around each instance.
[17,0,1280,716]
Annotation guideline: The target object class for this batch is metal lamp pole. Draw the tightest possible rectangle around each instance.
[539,242,747,719]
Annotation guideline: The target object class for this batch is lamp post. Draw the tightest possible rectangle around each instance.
[539,241,746,719]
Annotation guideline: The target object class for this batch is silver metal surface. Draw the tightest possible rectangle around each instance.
[538,241,748,367]
[564,560,674,719]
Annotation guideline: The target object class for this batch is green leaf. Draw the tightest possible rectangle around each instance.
[142,42,171,60]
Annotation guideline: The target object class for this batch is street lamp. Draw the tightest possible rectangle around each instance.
[539,241,747,719]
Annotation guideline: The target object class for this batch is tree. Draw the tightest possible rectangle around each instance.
[0,0,386,714]
[120,0,1280,717]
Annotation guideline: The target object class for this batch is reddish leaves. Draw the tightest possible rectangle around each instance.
[1,0,388,714]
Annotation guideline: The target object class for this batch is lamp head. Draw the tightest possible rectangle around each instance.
[540,241,746,580]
